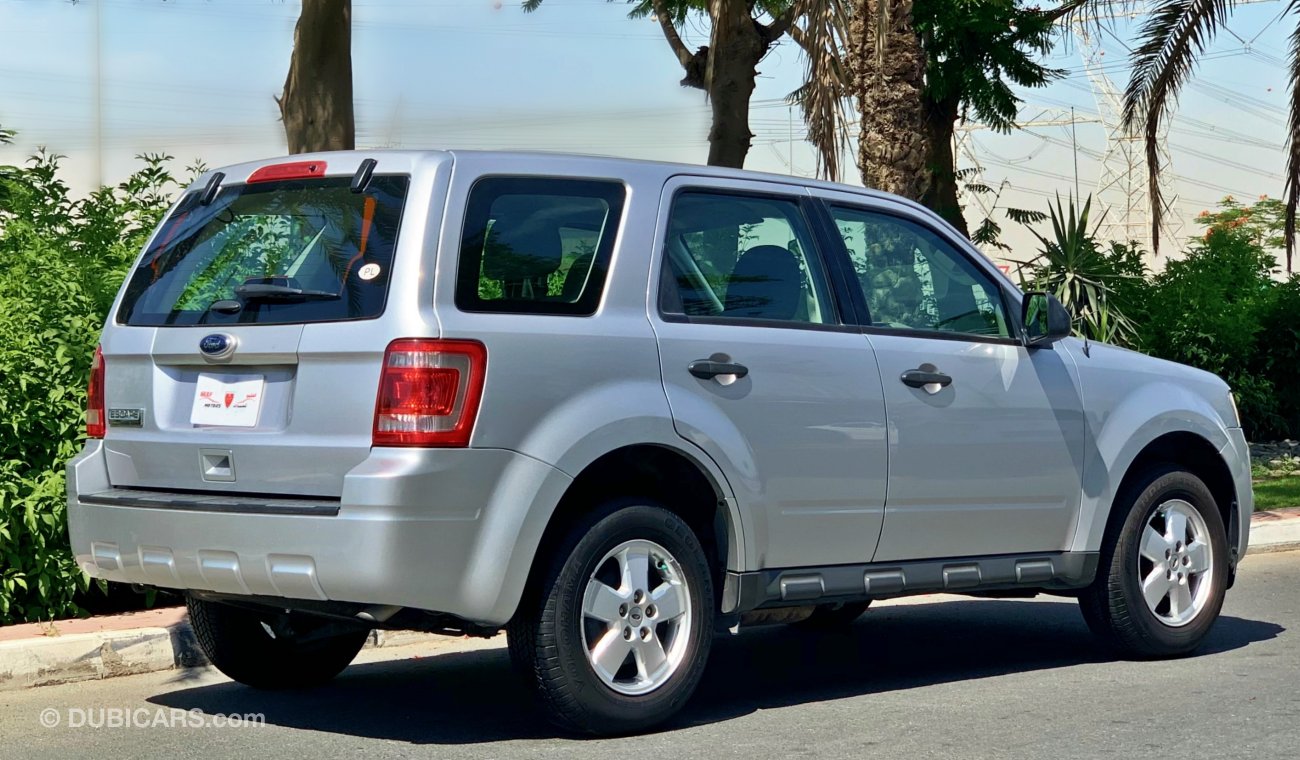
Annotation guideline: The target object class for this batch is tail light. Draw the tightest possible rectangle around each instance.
[86,346,106,439]
[373,339,487,447]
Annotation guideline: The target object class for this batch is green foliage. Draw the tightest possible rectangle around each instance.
[1138,227,1282,437]
[0,131,180,623]
[1252,475,1300,511]
[1017,194,1142,346]
[1196,195,1287,269]
[915,0,1067,131]
[1254,276,1300,436]
[962,168,1048,255]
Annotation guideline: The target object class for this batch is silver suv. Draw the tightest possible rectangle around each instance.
[67,151,1252,734]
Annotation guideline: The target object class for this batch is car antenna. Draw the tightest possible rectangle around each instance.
[198,172,225,206]
[351,158,377,194]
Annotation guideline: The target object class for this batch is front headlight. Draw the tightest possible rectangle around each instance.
[1228,392,1241,427]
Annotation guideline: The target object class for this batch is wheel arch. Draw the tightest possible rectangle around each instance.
[512,443,742,621]
[1074,376,1236,547]
[1085,430,1239,585]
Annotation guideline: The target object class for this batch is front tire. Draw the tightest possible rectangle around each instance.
[1079,466,1229,658]
[187,597,369,689]
[508,500,714,735]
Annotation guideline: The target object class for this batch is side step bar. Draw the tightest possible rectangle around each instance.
[721,551,1099,615]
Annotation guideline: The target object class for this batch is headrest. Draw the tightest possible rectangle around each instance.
[724,245,804,321]
[482,214,563,280]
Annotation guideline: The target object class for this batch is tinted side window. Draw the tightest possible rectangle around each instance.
[456,177,626,315]
[660,191,837,326]
[829,206,1010,339]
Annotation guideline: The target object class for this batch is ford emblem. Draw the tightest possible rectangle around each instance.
[199,333,236,359]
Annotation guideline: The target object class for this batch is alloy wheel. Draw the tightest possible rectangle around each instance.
[1136,499,1214,627]
[580,539,692,696]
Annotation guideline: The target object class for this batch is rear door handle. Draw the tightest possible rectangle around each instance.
[689,360,749,380]
[900,369,952,389]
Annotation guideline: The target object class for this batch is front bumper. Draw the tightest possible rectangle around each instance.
[1221,427,1253,561]
[67,441,572,626]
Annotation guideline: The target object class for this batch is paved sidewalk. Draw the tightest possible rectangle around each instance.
[1246,506,1300,553]
[0,607,187,643]
[2,508,1297,693]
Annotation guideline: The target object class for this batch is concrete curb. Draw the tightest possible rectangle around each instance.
[0,619,451,693]
[2,511,1297,692]
[0,628,181,691]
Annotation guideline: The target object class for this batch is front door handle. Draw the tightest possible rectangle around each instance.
[689,360,749,380]
[900,368,952,389]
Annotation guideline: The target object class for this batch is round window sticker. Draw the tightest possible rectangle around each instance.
[357,263,382,281]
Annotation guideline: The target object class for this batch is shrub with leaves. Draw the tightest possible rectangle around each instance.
[1253,275,1300,436]
[1196,195,1286,271]
[1016,194,1143,347]
[0,129,180,622]
[1138,227,1281,438]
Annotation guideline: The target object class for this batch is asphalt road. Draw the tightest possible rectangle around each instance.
[3,551,1297,760]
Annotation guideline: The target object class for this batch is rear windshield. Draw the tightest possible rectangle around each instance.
[117,175,409,326]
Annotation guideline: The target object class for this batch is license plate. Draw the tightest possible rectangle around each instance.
[191,373,265,427]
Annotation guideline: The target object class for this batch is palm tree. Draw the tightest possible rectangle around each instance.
[523,1,803,169]
[277,0,354,154]
[794,1,1075,235]
[1117,0,1294,272]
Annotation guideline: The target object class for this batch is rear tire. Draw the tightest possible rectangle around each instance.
[508,499,714,735]
[1079,466,1228,658]
[187,597,369,689]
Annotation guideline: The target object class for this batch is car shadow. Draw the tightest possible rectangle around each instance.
[147,599,1283,744]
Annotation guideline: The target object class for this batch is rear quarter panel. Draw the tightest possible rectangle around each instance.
[431,154,746,591]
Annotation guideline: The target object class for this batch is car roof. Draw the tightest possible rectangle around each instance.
[186,148,1005,289]
[196,148,917,211]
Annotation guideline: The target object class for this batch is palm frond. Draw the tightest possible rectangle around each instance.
[793,0,853,182]
[1121,0,1233,255]
[1042,0,1094,25]
[1284,1,1300,272]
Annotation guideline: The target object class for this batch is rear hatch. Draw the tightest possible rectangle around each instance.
[99,161,413,498]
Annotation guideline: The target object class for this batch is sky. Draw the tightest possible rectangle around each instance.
[0,0,1292,264]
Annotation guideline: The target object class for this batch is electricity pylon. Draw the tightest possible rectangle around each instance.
[1072,18,1185,261]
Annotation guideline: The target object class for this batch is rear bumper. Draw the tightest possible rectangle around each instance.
[67,441,573,626]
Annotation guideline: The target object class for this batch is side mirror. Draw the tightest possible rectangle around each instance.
[1021,292,1071,347]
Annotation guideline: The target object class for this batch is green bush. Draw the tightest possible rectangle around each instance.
[1138,227,1282,437]
[1255,276,1300,436]
[0,133,179,623]
[1018,195,1145,347]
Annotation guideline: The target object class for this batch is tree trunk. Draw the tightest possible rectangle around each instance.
[278,0,354,154]
[850,0,930,201]
[919,95,968,236]
[704,2,766,168]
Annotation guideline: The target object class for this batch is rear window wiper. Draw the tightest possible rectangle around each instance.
[233,283,341,302]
